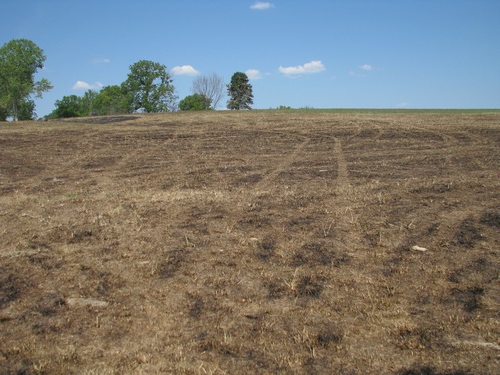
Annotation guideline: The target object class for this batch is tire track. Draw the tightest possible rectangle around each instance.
[414,125,497,175]
[326,138,365,255]
[217,135,310,237]
[335,138,350,184]
[244,136,311,199]
[170,132,312,234]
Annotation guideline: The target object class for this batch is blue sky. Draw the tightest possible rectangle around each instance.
[2,0,499,116]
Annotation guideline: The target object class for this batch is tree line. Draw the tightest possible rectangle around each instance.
[49,60,178,119]
[0,39,254,121]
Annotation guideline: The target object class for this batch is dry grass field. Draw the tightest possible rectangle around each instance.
[1,110,499,374]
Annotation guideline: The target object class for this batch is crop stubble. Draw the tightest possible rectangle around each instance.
[0,111,499,374]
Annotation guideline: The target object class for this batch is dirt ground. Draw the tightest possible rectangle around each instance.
[1,110,499,374]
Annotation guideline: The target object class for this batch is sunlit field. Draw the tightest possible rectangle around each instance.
[1,110,499,374]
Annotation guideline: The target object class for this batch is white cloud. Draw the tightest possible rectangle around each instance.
[279,60,326,76]
[171,65,199,76]
[91,58,111,65]
[73,81,90,90]
[246,69,262,80]
[250,1,274,10]
[359,64,372,71]
[72,81,104,90]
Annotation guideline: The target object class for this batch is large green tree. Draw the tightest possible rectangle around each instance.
[227,72,253,110]
[122,60,177,113]
[0,39,52,121]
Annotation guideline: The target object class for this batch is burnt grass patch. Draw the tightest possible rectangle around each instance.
[0,267,26,309]
[255,237,276,261]
[237,215,272,230]
[158,248,189,278]
[450,287,485,313]
[186,292,205,319]
[396,366,471,375]
[265,280,287,299]
[36,291,66,316]
[290,241,350,267]
[455,218,483,248]
[287,215,316,229]
[315,322,343,347]
[295,275,325,298]
[27,252,62,270]
[394,323,444,351]
[479,206,500,228]
[1,111,500,374]
[448,257,498,284]
[64,115,140,124]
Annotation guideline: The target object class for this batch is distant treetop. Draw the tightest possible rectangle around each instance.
[227,72,253,110]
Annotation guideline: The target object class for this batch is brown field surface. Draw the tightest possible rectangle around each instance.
[1,110,499,374]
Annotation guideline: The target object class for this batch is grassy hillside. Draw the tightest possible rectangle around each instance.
[1,111,499,374]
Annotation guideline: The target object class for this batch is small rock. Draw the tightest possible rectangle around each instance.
[411,245,428,252]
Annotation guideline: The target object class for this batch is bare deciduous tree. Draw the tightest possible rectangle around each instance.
[192,73,225,110]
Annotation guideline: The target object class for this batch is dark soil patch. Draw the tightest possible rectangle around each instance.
[479,207,500,228]
[255,238,276,261]
[36,291,66,316]
[315,322,343,347]
[455,218,483,248]
[186,292,205,319]
[158,248,189,278]
[396,367,471,375]
[290,241,350,267]
[451,287,484,313]
[0,269,24,309]
[295,275,325,298]
[265,280,287,299]
[62,115,139,124]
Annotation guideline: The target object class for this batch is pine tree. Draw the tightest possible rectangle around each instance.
[226,72,253,110]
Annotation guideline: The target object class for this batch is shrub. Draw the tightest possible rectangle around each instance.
[179,94,212,111]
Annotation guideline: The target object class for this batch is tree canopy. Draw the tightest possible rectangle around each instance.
[48,60,177,119]
[93,85,132,115]
[122,60,177,113]
[179,94,212,111]
[0,39,52,121]
[52,95,85,118]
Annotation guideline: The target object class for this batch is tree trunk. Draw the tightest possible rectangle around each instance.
[12,100,18,121]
